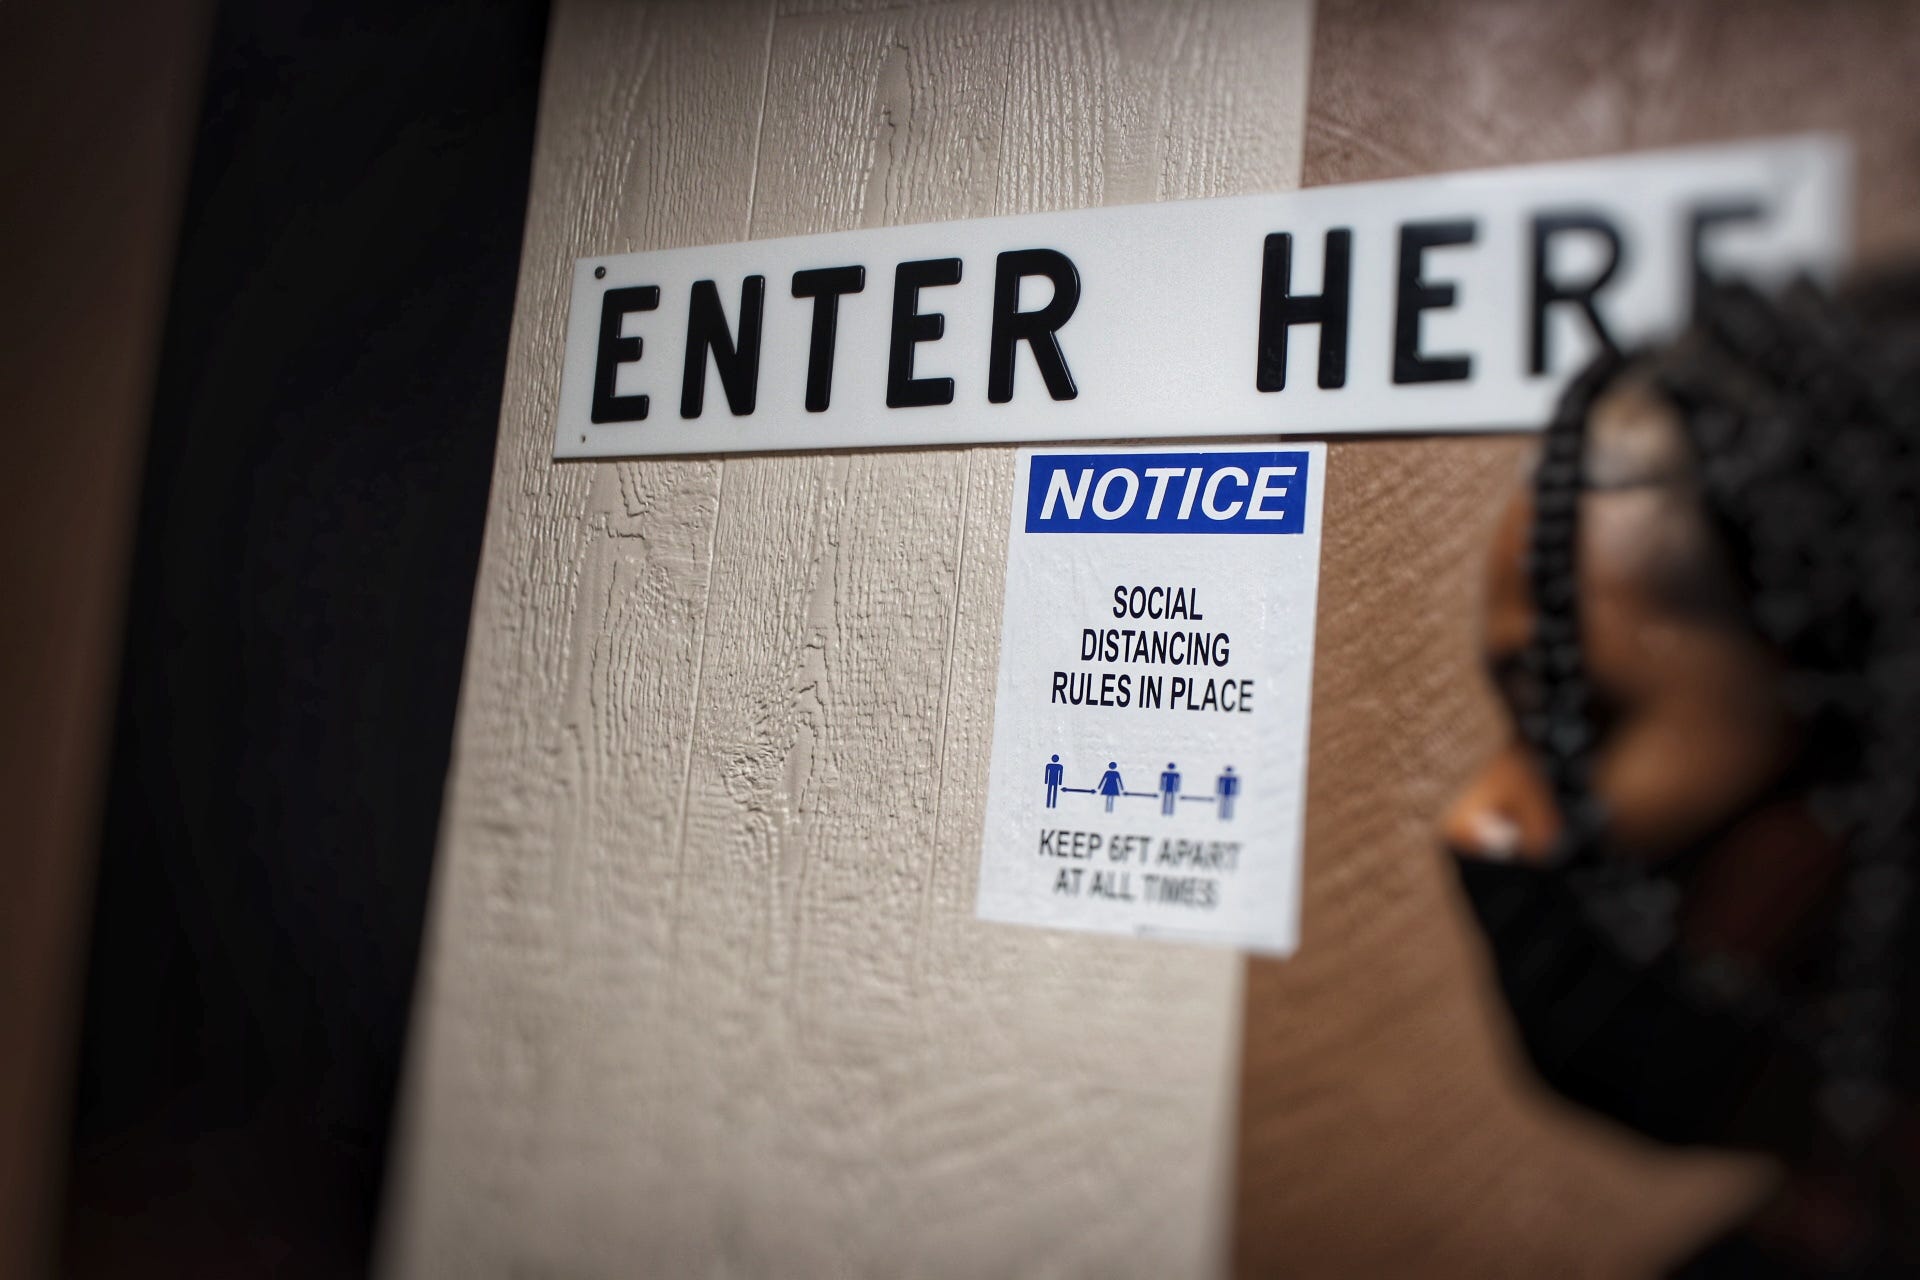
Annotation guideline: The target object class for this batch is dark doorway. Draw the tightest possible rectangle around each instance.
[60,1,547,1273]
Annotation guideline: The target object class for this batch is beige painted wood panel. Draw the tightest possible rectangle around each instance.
[383,2,1311,1276]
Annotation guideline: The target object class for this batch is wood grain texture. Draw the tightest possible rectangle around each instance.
[1235,2,1920,1276]
[383,2,1311,1276]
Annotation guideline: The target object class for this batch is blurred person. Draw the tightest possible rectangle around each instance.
[1444,272,1920,1275]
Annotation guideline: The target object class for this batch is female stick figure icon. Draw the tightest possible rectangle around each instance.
[1098,762,1124,812]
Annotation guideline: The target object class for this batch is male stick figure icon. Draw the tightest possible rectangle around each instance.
[1097,762,1124,812]
[1216,765,1240,820]
[1043,754,1064,808]
[1159,762,1180,815]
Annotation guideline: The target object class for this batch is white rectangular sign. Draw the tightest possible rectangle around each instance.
[556,136,1847,458]
[974,444,1326,953]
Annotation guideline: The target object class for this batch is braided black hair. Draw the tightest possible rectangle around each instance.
[1523,272,1920,1222]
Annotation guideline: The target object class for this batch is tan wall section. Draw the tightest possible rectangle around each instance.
[382,2,1311,1276]
[1236,2,1920,1276]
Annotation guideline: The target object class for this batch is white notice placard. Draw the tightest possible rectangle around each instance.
[975,444,1327,953]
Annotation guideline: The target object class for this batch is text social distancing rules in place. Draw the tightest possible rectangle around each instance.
[975,446,1329,952]
[553,136,1848,458]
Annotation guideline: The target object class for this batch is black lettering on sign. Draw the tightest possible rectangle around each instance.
[1392,220,1477,384]
[887,257,962,409]
[1688,200,1765,317]
[1256,228,1351,391]
[988,248,1080,403]
[591,285,660,423]
[790,265,866,413]
[1529,212,1624,375]
[681,276,766,418]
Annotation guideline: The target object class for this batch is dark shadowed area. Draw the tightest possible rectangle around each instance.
[58,1,547,1272]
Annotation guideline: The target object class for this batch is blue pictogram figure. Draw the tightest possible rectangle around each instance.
[1098,762,1124,812]
[1216,765,1240,820]
[1044,754,1064,808]
[1159,762,1181,815]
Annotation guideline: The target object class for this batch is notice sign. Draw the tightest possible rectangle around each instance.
[975,444,1327,953]
[556,136,1846,458]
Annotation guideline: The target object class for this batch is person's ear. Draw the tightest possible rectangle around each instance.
[1441,741,1562,863]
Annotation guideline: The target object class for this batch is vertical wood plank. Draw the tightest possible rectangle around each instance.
[380,2,769,1273]
[387,2,1311,1277]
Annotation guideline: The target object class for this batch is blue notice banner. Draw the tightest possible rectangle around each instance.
[1024,450,1311,535]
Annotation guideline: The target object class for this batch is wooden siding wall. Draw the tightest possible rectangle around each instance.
[386,1,1920,1276]
[383,2,1310,1275]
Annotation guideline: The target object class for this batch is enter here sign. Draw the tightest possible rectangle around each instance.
[555,136,1848,458]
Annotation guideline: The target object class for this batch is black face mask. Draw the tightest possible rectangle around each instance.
[1453,854,1819,1155]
